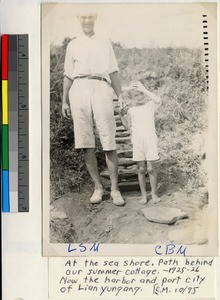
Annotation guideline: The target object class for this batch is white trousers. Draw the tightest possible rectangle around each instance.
[69,79,116,150]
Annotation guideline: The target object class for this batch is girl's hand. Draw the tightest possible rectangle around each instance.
[131,81,146,93]
[119,105,129,116]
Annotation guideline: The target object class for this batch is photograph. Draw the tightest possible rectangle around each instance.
[42,3,218,256]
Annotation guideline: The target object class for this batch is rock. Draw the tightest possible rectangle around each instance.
[175,219,189,226]
[50,205,55,211]
[169,207,209,244]
[51,210,68,220]
[142,207,188,225]
[118,158,136,167]
[168,226,208,245]
[115,137,132,144]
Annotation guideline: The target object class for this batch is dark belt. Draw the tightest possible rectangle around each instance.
[74,75,108,84]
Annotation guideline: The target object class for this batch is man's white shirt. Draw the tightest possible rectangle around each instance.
[64,34,119,82]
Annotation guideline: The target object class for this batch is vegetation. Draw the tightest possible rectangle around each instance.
[50,38,207,200]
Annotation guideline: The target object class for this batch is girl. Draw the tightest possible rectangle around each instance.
[119,81,161,204]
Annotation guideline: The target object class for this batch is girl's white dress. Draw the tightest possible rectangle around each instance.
[128,101,159,161]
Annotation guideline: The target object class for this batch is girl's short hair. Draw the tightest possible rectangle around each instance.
[122,87,145,107]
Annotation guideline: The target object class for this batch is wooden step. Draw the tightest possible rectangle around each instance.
[115,115,121,122]
[117,144,132,151]
[116,126,127,132]
[118,157,136,167]
[105,180,150,192]
[116,120,122,127]
[115,136,131,144]
[126,165,137,170]
[113,102,120,109]
[100,166,138,180]
[114,107,119,116]
[116,131,130,138]
[118,166,126,170]
[117,150,133,158]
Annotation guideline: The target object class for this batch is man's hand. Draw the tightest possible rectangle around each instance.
[62,102,71,119]
[118,94,125,109]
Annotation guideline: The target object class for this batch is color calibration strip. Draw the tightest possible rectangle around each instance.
[1,34,29,212]
[2,35,9,212]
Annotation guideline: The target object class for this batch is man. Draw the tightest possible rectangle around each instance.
[62,13,125,206]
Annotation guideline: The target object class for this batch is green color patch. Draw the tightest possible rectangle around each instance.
[2,125,9,169]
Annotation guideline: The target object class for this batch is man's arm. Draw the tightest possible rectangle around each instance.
[109,71,125,108]
[109,71,121,98]
[62,76,73,118]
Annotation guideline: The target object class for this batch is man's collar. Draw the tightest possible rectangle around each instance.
[82,32,96,39]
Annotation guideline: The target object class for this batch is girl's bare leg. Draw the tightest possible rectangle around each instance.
[147,161,161,204]
[137,161,148,204]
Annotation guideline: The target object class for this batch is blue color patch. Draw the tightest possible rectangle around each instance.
[2,170,10,212]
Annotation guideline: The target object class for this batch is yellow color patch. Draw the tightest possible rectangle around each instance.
[2,80,8,124]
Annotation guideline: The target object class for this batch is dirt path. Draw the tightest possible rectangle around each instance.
[50,187,208,245]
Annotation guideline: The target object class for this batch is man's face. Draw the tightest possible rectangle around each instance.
[79,14,96,35]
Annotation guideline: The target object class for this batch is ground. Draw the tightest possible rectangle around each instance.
[50,122,208,246]
[50,185,208,245]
